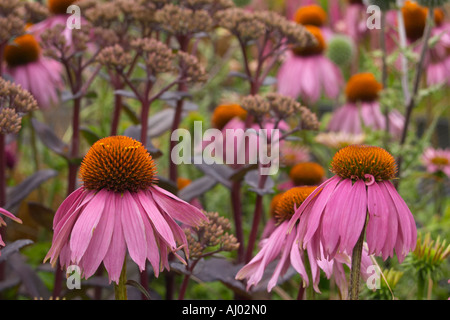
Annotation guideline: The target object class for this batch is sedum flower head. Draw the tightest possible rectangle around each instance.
[155,4,213,35]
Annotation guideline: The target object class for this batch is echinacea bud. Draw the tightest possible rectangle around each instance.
[326,35,354,67]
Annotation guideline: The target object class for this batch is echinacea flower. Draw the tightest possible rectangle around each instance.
[327,73,404,137]
[0,207,22,254]
[278,162,326,191]
[421,147,450,177]
[293,4,334,40]
[45,136,207,283]
[3,33,63,109]
[237,186,371,295]
[277,25,343,103]
[29,0,79,45]
[288,145,417,264]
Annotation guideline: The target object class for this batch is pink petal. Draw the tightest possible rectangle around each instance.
[103,193,126,284]
[70,189,108,264]
[121,191,147,271]
[338,180,367,255]
[366,183,389,256]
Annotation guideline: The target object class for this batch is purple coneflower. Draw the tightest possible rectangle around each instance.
[3,33,63,109]
[237,186,371,298]
[276,25,343,104]
[288,145,417,298]
[422,147,450,177]
[45,136,207,286]
[327,73,404,137]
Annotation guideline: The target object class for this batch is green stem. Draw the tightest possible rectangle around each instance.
[348,220,367,300]
[417,273,427,300]
[114,259,128,300]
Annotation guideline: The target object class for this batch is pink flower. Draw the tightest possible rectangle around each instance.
[288,145,417,264]
[277,26,343,104]
[3,34,63,110]
[327,73,404,137]
[45,136,206,284]
[422,147,450,177]
[236,186,372,295]
[0,207,22,254]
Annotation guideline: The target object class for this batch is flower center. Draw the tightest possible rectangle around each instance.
[292,25,326,56]
[4,34,41,67]
[177,177,192,190]
[79,136,158,193]
[289,162,325,186]
[330,145,397,181]
[293,5,327,27]
[345,73,382,103]
[270,193,284,219]
[211,104,247,130]
[275,186,317,223]
[48,0,78,15]
[431,156,449,166]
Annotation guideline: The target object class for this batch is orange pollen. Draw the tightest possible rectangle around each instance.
[431,157,449,166]
[289,162,325,186]
[292,25,326,56]
[330,145,397,181]
[275,186,317,223]
[345,73,383,103]
[177,177,192,190]
[4,34,41,67]
[293,5,328,27]
[48,0,78,15]
[269,192,284,219]
[211,104,247,130]
[79,136,158,193]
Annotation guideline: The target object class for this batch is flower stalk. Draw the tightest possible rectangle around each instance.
[348,217,367,300]
[114,259,128,300]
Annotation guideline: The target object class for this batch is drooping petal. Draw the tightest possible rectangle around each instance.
[70,189,108,263]
[103,193,127,284]
[0,207,22,224]
[338,179,367,255]
[137,190,177,249]
[121,191,147,272]
[321,179,353,257]
[150,186,206,227]
[366,183,389,256]
[79,195,116,279]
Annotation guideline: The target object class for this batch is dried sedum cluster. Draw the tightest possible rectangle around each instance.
[0,78,38,134]
[185,211,239,260]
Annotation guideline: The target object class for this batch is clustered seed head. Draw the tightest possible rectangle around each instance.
[40,24,69,60]
[97,45,132,70]
[0,0,24,45]
[178,51,208,83]
[132,38,175,74]
[241,95,270,118]
[298,106,320,131]
[155,4,213,35]
[185,211,239,260]
[0,78,38,134]
[215,8,266,42]
[21,1,49,24]
[266,93,303,119]
[182,0,235,13]
[91,27,121,48]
